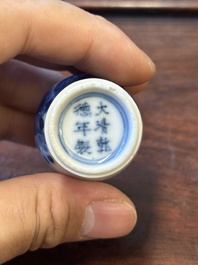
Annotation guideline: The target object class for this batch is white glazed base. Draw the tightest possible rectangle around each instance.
[43,78,142,180]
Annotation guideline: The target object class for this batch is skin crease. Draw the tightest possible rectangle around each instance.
[0,0,156,263]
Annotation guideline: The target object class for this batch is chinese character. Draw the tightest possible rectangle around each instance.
[96,101,109,116]
[75,140,91,155]
[74,122,91,136]
[95,118,110,134]
[97,137,111,153]
[73,102,91,116]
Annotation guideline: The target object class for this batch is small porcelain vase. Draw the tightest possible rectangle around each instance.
[35,74,142,180]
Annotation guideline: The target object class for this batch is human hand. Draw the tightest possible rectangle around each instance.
[0,0,155,263]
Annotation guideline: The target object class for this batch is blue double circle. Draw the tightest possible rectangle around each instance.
[58,92,132,165]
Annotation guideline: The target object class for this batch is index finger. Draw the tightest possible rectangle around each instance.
[0,0,155,86]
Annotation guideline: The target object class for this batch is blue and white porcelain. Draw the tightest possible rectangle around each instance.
[35,74,142,180]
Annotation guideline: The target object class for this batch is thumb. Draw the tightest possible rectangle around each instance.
[0,173,137,263]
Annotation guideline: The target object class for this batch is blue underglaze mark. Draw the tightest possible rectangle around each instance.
[74,121,91,136]
[73,102,91,117]
[95,118,110,134]
[58,92,132,165]
[96,101,109,115]
[97,137,111,153]
[75,140,91,155]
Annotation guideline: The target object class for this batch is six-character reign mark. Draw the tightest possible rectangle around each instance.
[73,101,112,155]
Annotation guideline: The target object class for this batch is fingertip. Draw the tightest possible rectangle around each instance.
[81,201,137,239]
[125,81,149,95]
[76,14,156,87]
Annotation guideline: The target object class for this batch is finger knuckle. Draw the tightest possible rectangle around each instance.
[30,179,69,250]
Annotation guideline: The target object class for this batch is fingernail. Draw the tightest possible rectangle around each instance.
[143,52,156,73]
[81,201,137,239]
[148,58,156,73]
